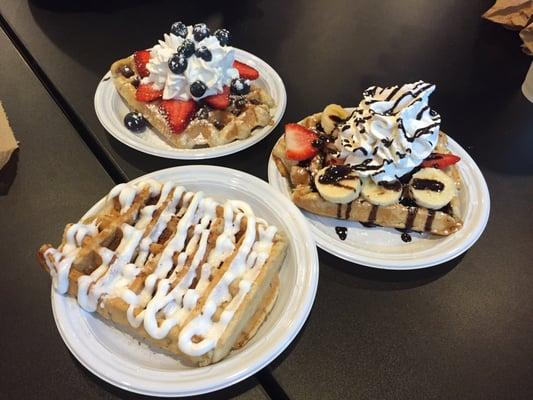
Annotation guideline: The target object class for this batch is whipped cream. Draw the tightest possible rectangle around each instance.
[335,81,441,182]
[143,26,238,100]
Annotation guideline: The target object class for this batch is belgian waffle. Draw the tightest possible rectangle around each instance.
[111,57,274,149]
[38,179,287,366]
[272,109,463,236]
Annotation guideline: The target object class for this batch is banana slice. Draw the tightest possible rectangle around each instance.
[321,104,349,134]
[361,178,402,206]
[410,168,457,210]
[315,166,361,204]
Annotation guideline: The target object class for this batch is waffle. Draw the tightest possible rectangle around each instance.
[273,111,463,236]
[110,56,274,149]
[37,179,287,366]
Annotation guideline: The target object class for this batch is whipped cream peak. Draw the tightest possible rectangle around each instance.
[335,81,441,182]
[143,25,238,101]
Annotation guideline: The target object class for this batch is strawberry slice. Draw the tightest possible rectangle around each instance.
[284,123,319,161]
[159,99,198,134]
[233,60,259,80]
[421,153,461,169]
[203,86,230,110]
[135,83,163,102]
[134,50,151,78]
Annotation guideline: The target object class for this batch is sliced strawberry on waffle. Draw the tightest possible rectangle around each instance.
[134,50,151,78]
[284,123,319,161]
[203,86,230,110]
[159,99,198,134]
[135,83,163,102]
[233,60,259,80]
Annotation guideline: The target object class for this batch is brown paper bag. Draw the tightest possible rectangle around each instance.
[0,102,19,170]
[482,0,533,30]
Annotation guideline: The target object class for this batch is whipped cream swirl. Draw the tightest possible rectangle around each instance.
[335,81,441,182]
[143,26,238,100]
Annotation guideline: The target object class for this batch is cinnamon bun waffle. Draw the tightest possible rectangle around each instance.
[273,82,463,237]
[38,179,287,366]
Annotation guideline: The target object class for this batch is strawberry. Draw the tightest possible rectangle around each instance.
[135,83,163,102]
[159,99,198,134]
[233,60,259,80]
[134,50,151,78]
[203,86,230,110]
[284,123,320,161]
[421,153,461,169]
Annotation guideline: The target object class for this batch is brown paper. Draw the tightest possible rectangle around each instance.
[482,0,533,30]
[0,102,19,170]
[520,22,533,54]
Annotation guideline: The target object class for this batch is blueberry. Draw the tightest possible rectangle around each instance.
[195,46,212,62]
[170,21,188,38]
[214,29,230,46]
[168,54,187,74]
[177,39,195,58]
[192,23,210,42]
[190,81,207,98]
[124,112,146,133]
[230,78,250,95]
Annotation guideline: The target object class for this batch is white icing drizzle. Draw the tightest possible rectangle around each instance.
[44,180,278,357]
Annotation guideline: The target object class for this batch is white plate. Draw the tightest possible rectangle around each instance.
[94,49,286,160]
[268,135,490,270]
[51,166,318,396]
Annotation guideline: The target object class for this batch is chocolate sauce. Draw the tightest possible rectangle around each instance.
[119,65,135,78]
[367,205,378,225]
[400,232,412,242]
[405,206,418,231]
[379,180,402,191]
[424,210,436,232]
[416,105,430,120]
[439,203,453,215]
[384,85,401,101]
[102,76,110,81]
[384,82,430,115]
[131,77,140,88]
[345,202,352,219]
[336,204,342,219]
[412,178,444,192]
[360,222,377,228]
[318,165,352,185]
[335,226,348,240]
[352,147,368,156]
[381,138,393,147]
[329,115,343,123]
[315,122,325,132]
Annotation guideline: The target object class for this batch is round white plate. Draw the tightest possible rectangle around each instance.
[94,49,286,160]
[51,166,318,396]
[268,135,490,270]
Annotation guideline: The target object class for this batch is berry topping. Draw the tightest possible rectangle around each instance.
[135,83,163,102]
[230,78,250,95]
[204,86,230,110]
[159,99,198,134]
[133,50,151,78]
[170,21,188,38]
[421,153,461,169]
[233,60,259,80]
[214,28,230,46]
[177,39,195,58]
[192,23,210,42]
[195,46,212,62]
[190,80,207,98]
[168,54,187,74]
[124,112,147,133]
[284,123,320,161]
[119,65,134,78]
[195,106,210,120]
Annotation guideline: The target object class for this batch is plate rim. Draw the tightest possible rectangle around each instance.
[94,48,287,160]
[267,131,490,270]
[51,165,319,396]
